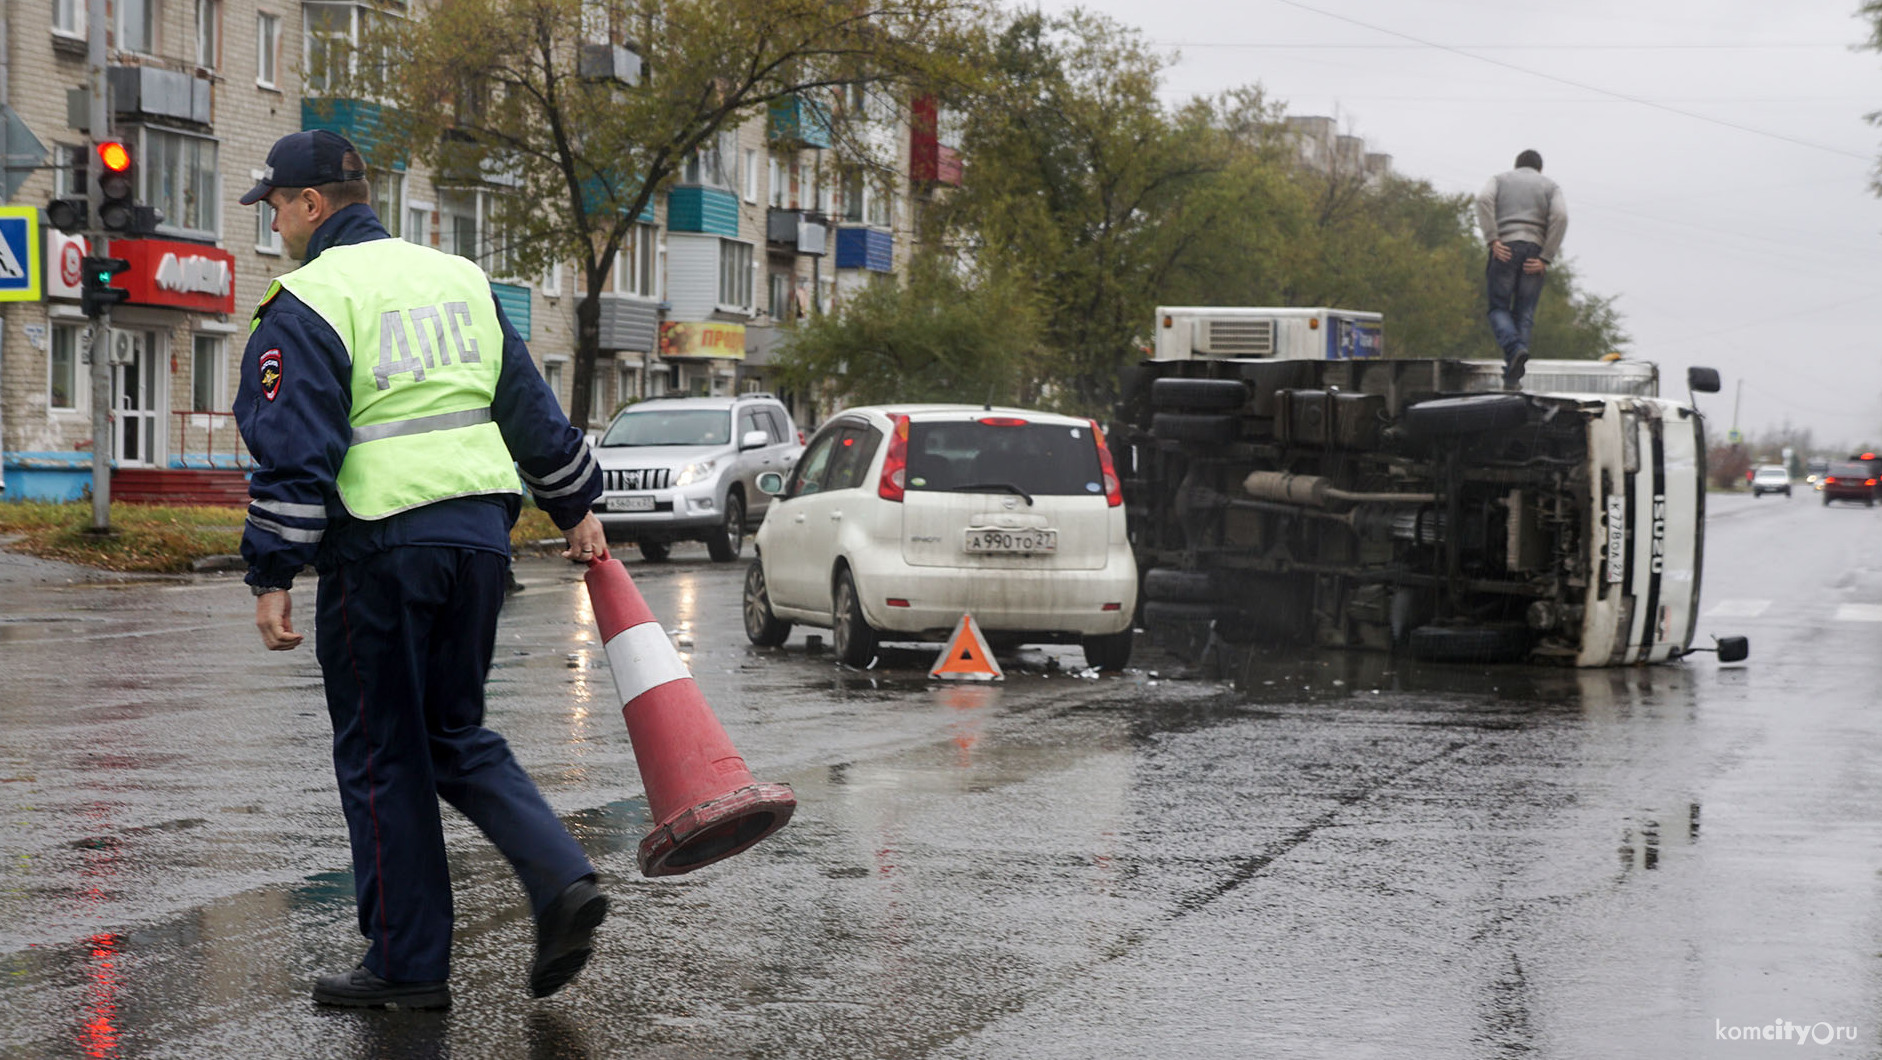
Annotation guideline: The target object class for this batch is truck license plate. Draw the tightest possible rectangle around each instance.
[606,495,655,512]
[964,528,1057,554]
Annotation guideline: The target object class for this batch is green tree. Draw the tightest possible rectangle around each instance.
[345,0,979,428]
[773,255,1037,405]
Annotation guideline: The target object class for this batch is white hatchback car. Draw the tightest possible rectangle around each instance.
[742,404,1138,669]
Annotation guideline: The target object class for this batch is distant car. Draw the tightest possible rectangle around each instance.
[1819,461,1878,507]
[589,394,803,562]
[1750,465,1791,497]
[743,404,1138,670]
[1805,459,1830,486]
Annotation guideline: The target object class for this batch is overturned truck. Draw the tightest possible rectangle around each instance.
[1114,310,1734,667]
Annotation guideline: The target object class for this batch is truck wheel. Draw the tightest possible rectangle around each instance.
[1152,412,1238,444]
[707,493,745,562]
[743,560,793,647]
[638,541,671,563]
[1144,567,1233,603]
[832,569,880,668]
[1151,378,1248,411]
[1081,628,1134,671]
[1401,394,1529,439]
[1407,624,1531,664]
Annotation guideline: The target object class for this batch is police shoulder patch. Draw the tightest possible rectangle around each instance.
[259,349,283,402]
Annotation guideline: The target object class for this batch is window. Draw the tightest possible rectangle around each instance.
[406,202,431,247]
[254,173,280,252]
[49,326,80,410]
[614,222,656,297]
[440,190,479,261]
[191,336,224,412]
[542,261,561,297]
[196,0,221,68]
[825,426,882,491]
[304,3,351,94]
[767,155,783,209]
[369,170,403,237]
[147,129,219,237]
[52,145,82,198]
[868,184,893,229]
[543,360,565,408]
[682,131,736,190]
[841,170,864,223]
[53,0,81,36]
[257,12,280,87]
[718,240,753,309]
[768,271,792,322]
[116,0,154,53]
[618,362,638,404]
[742,148,758,203]
[589,371,607,425]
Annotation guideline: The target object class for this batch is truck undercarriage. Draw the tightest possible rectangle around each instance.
[1113,357,1707,667]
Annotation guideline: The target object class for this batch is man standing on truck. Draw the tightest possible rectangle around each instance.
[1476,149,1568,388]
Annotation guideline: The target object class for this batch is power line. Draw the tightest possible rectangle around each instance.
[1265,0,1874,162]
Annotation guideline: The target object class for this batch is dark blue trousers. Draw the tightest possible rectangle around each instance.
[314,546,594,983]
[1486,238,1546,361]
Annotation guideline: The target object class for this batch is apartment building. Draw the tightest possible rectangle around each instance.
[0,3,954,500]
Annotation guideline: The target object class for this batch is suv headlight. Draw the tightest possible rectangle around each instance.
[675,458,720,487]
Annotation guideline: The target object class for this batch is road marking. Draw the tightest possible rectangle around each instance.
[1834,603,1882,622]
[1704,599,1771,618]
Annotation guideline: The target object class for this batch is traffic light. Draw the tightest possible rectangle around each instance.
[95,140,134,232]
[46,197,87,234]
[80,254,129,318]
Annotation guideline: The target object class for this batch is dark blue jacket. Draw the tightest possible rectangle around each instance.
[234,204,599,590]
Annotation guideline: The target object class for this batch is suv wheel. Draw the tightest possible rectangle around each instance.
[638,541,671,563]
[708,493,745,563]
[743,560,792,647]
[832,569,879,668]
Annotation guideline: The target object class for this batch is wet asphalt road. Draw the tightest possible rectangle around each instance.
[1,488,1880,1059]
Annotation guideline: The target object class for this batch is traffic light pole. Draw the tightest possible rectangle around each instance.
[85,0,111,532]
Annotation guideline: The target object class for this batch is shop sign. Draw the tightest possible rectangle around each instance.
[658,320,745,360]
[107,238,236,314]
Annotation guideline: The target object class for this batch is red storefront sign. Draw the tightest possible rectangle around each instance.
[105,238,236,314]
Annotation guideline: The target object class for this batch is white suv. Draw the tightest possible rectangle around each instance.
[742,404,1138,669]
[590,394,803,562]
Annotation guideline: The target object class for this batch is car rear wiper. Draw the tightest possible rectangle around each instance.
[947,482,1034,506]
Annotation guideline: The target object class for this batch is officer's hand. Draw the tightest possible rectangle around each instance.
[1522,257,1548,275]
[1490,240,1512,262]
[561,512,610,563]
[256,590,305,651]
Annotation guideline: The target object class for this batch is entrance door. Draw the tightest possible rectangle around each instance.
[111,329,160,467]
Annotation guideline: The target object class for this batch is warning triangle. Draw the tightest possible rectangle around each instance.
[930,613,1003,681]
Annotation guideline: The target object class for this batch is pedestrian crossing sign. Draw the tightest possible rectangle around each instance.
[0,207,40,302]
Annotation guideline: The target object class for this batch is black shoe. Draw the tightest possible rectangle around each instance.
[530,876,608,998]
[312,966,451,1010]
[1503,348,1529,389]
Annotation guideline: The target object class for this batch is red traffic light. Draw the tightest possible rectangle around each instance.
[96,141,131,173]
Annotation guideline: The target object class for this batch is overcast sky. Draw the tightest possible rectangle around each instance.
[1027,0,1882,449]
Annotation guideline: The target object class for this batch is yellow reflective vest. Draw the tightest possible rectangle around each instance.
[260,239,522,519]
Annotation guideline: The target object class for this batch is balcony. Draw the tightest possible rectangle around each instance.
[301,98,399,166]
[766,209,827,255]
[767,94,833,150]
[834,228,892,273]
[666,186,739,237]
[491,281,531,340]
[909,96,963,187]
[598,293,660,352]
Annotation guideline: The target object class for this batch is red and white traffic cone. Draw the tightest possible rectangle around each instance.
[584,557,795,877]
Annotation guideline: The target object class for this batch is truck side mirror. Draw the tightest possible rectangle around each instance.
[1715,635,1749,663]
[1687,367,1721,394]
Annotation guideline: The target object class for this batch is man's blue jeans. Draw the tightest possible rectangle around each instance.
[1486,239,1545,363]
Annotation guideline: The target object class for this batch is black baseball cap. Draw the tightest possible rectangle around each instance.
[240,130,367,205]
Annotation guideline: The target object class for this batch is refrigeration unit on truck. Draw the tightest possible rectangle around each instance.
[1114,306,1746,667]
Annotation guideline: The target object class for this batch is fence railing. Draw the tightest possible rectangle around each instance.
[170,410,253,470]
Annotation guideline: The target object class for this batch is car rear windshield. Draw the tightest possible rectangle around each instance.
[1827,463,1873,478]
[904,420,1104,498]
[599,409,730,447]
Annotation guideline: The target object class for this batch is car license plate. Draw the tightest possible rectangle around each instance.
[964,528,1057,553]
[606,495,655,512]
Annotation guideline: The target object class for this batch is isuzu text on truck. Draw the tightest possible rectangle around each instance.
[1113,306,1747,667]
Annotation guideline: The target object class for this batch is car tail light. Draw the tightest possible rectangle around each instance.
[1868,479,1877,487]
[978,416,1028,427]
[1088,418,1122,508]
[1825,476,1838,484]
[878,414,910,501]
[797,428,805,445]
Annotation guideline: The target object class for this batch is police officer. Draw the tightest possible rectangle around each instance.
[234,130,609,1009]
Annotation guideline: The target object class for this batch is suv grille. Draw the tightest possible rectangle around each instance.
[603,467,672,492]
[1203,319,1275,356]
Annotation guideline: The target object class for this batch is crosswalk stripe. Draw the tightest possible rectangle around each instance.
[1834,603,1882,622]
[1704,599,1772,618]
